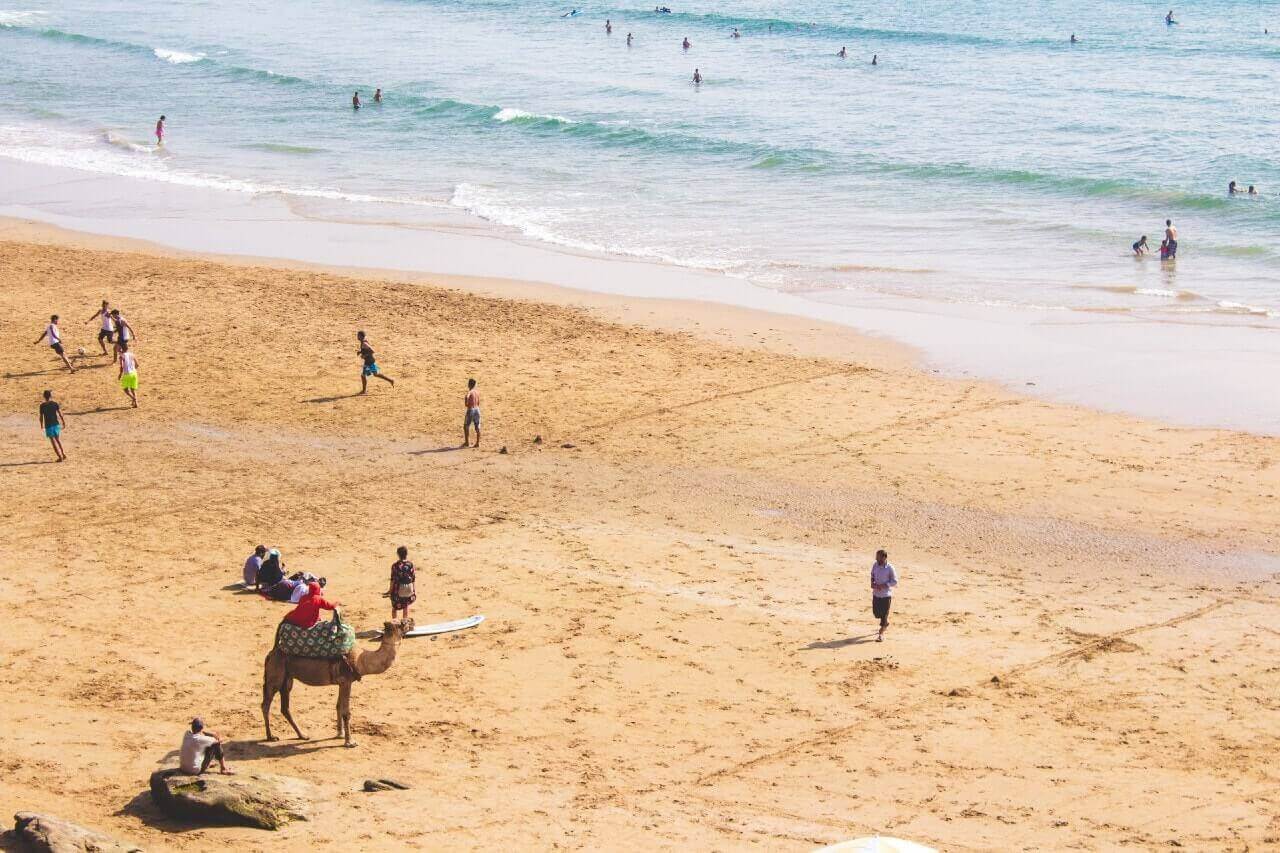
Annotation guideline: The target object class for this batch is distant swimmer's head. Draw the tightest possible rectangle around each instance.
[1249,185,1257,194]
[1229,181,1237,193]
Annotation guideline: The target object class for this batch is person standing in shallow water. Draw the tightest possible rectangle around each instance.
[155,115,165,146]
[693,68,703,84]
[1164,218,1178,258]
[870,549,898,642]
[352,91,361,110]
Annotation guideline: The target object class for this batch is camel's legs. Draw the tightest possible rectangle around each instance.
[338,681,354,747]
[279,675,307,740]
[262,680,277,742]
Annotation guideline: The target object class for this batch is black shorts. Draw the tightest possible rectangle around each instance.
[98,328,115,343]
[872,596,892,623]
[51,342,64,355]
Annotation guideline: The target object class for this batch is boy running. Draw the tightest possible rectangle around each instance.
[356,331,395,394]
[86,300,115,355]
[34,315,76,372]
[39,390,67,462]
[118,341,139,407]
[110,309,136,362]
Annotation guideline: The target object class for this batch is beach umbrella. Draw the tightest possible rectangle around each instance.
[814,838,937,853]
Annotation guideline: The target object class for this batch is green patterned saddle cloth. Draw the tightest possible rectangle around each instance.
[275,611,355,658]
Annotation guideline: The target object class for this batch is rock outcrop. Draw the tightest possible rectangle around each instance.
[148,769,312,830]
[11,812,141,853]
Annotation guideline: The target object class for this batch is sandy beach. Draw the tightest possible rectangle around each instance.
[1,221,1278,850]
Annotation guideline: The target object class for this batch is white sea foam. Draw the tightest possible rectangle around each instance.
[1134,288,1178,297]
[493,107,572,124]
[153,47,205,64]
[0,124,445,209]
[450,182,734,273]
[1216,300,1272,316]
[0,9,42,27]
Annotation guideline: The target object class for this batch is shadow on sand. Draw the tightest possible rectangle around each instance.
[801,633,880,650]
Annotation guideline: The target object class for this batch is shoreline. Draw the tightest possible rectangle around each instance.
[3,157,1278,435]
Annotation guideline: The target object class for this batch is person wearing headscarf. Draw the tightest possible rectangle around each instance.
[283,581,340,628]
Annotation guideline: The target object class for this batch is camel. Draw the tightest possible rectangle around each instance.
[262,618,413,748]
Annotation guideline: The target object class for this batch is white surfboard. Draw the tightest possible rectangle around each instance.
[405,614,485,637]
[814,838,936,853]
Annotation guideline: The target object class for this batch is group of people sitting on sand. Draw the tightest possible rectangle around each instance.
[242,543,417,621]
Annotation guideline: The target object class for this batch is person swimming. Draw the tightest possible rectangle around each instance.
[605,19,612,34]
[871,53,878,65]
[1248,185,1258,195]
[374,88,382,103]
[837,46,847,58]
[731,27,740,38]
[1070,33,1078,43]
[1165,9,1176,24]
[693,68,702,84]
[627,32,633,46]
[683,37,691,49]
[352,91,361,109]
[1229,180,1239,195]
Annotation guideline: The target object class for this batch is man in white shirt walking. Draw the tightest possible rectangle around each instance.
[179,717,233,775]
[870,549,898,642]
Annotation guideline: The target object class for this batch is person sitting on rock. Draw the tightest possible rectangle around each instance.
[179,717,233,775]
[283,581,339,628]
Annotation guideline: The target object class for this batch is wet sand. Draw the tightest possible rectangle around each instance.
[0,225,1277,850]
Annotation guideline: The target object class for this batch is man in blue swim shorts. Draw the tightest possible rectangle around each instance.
[463,378,481,448]
[39,389,67,462]
[356,330,395,395]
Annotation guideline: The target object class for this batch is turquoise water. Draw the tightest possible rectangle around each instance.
[1,0,1278,320]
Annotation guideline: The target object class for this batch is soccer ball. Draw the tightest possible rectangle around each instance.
[77,346,86,357]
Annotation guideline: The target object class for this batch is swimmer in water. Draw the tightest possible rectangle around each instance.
[1165,9,1176,24]
[1248,185,1258,195]
[1070,33,1078,43]
[627,32,633,46]
[1229,180,1239,195]
[155,115,165,146]
[731,27,740,38]
[1132,235,1148,256]
[693,68,702,84]
[374,88,382,103]
[606,19,612,34]
[353,91,361,109]
[871,53,878,65]
[683,37,691,49]
[837,46,846,58]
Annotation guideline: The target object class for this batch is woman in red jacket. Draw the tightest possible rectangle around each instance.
[283,582,339,628]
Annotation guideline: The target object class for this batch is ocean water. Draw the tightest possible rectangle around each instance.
[1,0,1278,325]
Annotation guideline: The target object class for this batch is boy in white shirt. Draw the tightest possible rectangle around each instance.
[118,341,139,408]
[33,314,76,373]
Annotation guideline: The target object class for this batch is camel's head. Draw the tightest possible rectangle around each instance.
[382,618,414,641]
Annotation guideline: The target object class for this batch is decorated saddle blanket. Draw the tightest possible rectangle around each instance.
[274,613,355,658]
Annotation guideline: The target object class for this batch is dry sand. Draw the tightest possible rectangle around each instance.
[0,222,1278,851]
